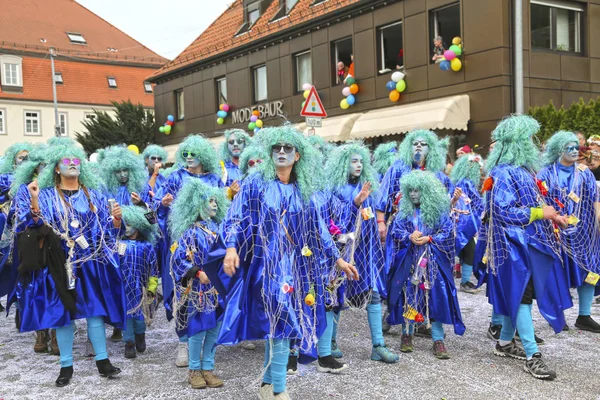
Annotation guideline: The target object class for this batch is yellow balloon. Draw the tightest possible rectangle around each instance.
[451,58,462,72]
[256,119,263,128]
[452,36,462,45]
[303,90,310,99]
[127,144,140,155]
[340,99,350,109]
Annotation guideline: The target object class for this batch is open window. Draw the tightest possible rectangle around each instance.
[377,21,403,74]
[331,37,353,85]
[531,0,583,54]
[144,82,153,93]
[294,51,312,93]
[429,3,461,63]
[216,77,228,108]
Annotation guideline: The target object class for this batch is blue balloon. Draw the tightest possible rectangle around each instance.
[167,115,175,122]
[386,81,396,91]
[217,110,227,118]
[346,94,356,106]
[254,127,260,133]
[440,60,451,71]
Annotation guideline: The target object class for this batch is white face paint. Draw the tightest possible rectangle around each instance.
[205,198,218,218]
[15,150,29,166]
[58,157,81,178]
[125,225,138,238]
[114,169,129,184]
[412,138,429,165]
[409,189,421,205]
[227,136,246,158]
[146,155,163,171]
[35,163,47,175]
[348,153,363,178]
[272,143,297,168]
[181,150,201,169]
[562,141,579,164]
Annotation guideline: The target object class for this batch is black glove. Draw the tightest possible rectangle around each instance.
[182,266,200,286]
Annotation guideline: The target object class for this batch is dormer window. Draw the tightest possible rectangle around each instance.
[67,32,87,44]
[272,0,298,20]
[236,0,262,36]
[0,55,23,90]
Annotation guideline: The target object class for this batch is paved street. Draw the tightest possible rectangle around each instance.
[1,288,599,400]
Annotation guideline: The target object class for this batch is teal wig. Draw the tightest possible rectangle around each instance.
[121,205,159,244]
[397,129,445,173]
[254,126,325,202]
[37,141,99,190]
[219,129,252,162]
[161,164,181,178]
[169,179,230,241]
[47,137,77,148]
[324,141,379,192]
[0,142,33,174]
[399,170,450,228]
[142,144,168,163]
[372,141,398,176]
[450,153,483,188]
[175,134,219,174]
[543,130,579,165]
[239,143,268,176]
[9,143,49,196]
[485,115,542,172]
[99,146,147,194]
[307,135,335,161]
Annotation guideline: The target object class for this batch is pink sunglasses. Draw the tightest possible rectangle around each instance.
[61,158,81,166]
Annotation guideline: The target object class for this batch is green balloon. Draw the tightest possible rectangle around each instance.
[159,126,165,133]
[396,80,406,93]
[449,44,462,56]
[248,122,256,130]
[345,77,356,85]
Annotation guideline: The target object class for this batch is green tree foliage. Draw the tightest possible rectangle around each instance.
[75,100,156,155]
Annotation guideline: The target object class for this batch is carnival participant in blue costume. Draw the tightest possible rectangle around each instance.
[483,115,572,380]
[387,170,464,359]
[372,141,398,183]
[118,205,159,359]
[450,152,484,294]
[238,143,267,178]
[169,180,229,390]
[321,142,398,366]
[99,145,151,207]
[203,126,358,400]
[141,144,168,192]
[538,130,600,333]
[307,135,334,162]
[17,140,125,387]
[219,129,251,193]
[155,134,223,367]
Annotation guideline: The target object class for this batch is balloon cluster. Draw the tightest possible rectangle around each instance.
[386,71,406,102]
[439,37,463,72]
[159,115,175,135]
[340,76,359,110]
[248,110,263,134]
[216,104,230,125]
[300,83,312,111]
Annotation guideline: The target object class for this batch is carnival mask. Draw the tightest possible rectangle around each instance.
[412,138,429,165]
[348,154,363,178]
[562,142,579,164]
[182,151,202,169]
[409,189,421,206]
[58,157,81,178]
[114,169,130,184]
[205,197,218,218]
[228,136,246,158]
[15,150,29,166]
[146,155,163,171]
[272,143,297,168]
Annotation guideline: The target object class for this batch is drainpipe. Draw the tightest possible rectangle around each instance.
[514,0,524,114]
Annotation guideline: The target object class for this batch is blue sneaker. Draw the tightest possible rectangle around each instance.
[370,345,399,363]
[331,340,343,359]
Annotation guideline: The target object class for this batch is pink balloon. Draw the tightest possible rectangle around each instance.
[443,50,456,61]
[250,115,258,123]
[342,87,351,97]
[302,83,312,91]
[221,104,230,112]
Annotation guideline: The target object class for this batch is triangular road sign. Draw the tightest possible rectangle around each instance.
[300,86,327,117]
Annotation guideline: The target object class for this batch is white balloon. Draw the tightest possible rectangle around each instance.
[89,153,99,163]
[391,71,405,83]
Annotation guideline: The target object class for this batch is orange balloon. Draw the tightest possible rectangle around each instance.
[252,110,260,117]
[389,90,400,102]
[350,84,359,95]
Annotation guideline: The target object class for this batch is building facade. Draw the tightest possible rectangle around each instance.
[149,0,600,157]
[0,0,166,152]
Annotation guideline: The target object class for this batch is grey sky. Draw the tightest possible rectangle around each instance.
[76,0,231,60]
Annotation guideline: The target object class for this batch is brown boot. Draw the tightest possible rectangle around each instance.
[188,370,207,389]
[34,330,48,353]
[201,370,224,388]
[49,329,60,356]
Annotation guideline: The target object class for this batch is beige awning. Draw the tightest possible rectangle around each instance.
[295,113,363,142]
[350,95,470,139]
[163,135,226,162]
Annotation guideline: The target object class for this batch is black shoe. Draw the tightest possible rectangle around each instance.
[286,355,298,375]
[96,359,121,378]
[135,333,146,353]
[515,330,544,345]
[316,355,348,374]
[55,366,73,387]
[493,340,526,360]
[562,323,570,332]
[125,342,137,359]
[15,309,20,331]
[109,328,122,342]
[415,325,432,338]
[460,281,481,294]
[487,324,502,340]
[575,315,600,333]
[524,353,556,380]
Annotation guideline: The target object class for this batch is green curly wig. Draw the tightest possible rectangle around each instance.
[399,170,450,228]
[254,126,325,202]
[239,143,268,176]
[175,134,219,174]
[121,205,159,244]
[219,129,252,162]
[397,129,446,173]
[0,142,33,174]
[37,141,99,190]
[9,143,49,196]
[47,137,76,148]
[450,153,483,188]
[543,130,579,166]
[324,141,379,192]
[99,146,147,194]
[307,135,335,161]
[485,115,542,172]
[142,144,168,163]
[372,141,398,176]
[169,179,230,241]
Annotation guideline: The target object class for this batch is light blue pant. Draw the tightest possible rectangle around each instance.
[263,338,290,394]
[331,310,340,341]
[578,283,595,316]
[188,322,221,371]
[318,311,335,357]
[330,291,384,346]
[461,264,473,284]
[123,318,146,343]
[179,334,188,343]
[499,304,537,358]
[491,311,504,326]
[56,316,107,367]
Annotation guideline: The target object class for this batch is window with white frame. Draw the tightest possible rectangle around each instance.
[24,111,41,136]
[247,1,260,25]
[531,0,583,53]
[67,32,87,44]
[0,55,23,87]
[58,112,68,136]
[331,37,353,85]
[175,90,185,120]
[84,112,96,121]
[0,109,6,134]
[294,51,312,93]
[377,21,403,73]
[429,3,461,63]
[216,77,227,107]
[108,77,117,88]
[144,82,153,93]
[253,65,267,103]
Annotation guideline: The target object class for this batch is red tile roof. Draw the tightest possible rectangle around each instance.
[0,0,166,66]
[0,56,155,107]
[151,0,359,79]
